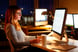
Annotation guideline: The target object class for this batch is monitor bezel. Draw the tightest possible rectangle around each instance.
[52,8,67,38]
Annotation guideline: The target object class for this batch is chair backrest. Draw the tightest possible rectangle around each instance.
[7,38,15,52]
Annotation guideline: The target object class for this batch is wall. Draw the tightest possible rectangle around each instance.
[54,0,78,13]
[9,0,16,5]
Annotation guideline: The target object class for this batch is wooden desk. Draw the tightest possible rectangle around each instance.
[31,36,78,52]
[22,25,52,35]
[22,25,52,30]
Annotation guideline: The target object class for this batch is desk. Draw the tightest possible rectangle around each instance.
[31,36,78,52]
[22,25,52,35]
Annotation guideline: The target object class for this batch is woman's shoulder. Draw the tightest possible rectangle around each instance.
[5,23,15,33]
[6,23,14,28]
[6,23,17,32]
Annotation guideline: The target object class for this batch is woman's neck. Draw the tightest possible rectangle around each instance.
[14,19,18,23]
[13,19,21,31]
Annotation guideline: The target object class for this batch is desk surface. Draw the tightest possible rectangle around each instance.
[22,25,52,35]
[22,25,52,30]
[31,36,78,52]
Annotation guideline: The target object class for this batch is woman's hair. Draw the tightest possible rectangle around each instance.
[5,5,21,31]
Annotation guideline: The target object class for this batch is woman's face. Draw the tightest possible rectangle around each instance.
[14,9,22,20]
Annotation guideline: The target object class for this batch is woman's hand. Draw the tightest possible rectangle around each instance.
[30,38,40,44]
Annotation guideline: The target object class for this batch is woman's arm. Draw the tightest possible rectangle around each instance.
[9,24,30,46]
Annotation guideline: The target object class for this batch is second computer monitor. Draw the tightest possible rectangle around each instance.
[66,14,73,26]
[73,14,78,29]
[34,9,48,26]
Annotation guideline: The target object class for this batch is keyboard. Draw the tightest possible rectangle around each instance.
[47,40,76,51]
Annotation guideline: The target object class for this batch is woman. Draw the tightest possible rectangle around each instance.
[4,5,47,52]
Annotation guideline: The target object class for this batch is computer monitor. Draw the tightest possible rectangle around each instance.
[52,8,67,40]
[73,14,78,29]
[66,14,73,26]
[73,14,78,40]
[34,9,48,26]
[49,9,76,50]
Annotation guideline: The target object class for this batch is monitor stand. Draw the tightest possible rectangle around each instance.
[48,26,69,42]
[61,27,69,43]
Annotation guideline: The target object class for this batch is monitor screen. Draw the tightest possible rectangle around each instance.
[66,14,73,26]
[73,14,78,28]
[52,8,67,35]
[34,9,48,26]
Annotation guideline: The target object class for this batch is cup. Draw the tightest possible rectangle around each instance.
[41,34,47,46]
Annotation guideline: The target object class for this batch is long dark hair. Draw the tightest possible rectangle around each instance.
[5,5,21,31]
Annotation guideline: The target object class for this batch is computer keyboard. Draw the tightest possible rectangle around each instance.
[51,44,76,51]
[47,40,76,51]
